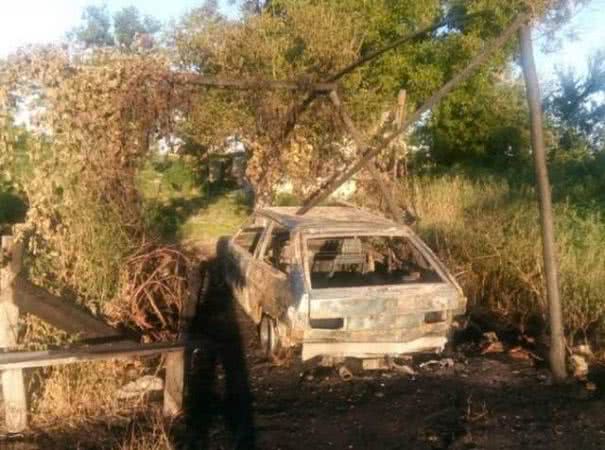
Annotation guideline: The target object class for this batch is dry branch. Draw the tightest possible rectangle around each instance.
[107,244,191,341]
[328,90,404,223]
[172,74,336,92]
[14,276,129,342]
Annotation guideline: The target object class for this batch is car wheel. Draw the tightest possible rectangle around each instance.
[259,314,280,358]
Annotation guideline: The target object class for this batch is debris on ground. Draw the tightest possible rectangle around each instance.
[570,354,589,379]
[116,375,163,400]
[338,366,354,381]
[390,359,416,375]
[480,331,505,354]
[508,346,543,361]
[362,358,390,371]
[419,358,455,370]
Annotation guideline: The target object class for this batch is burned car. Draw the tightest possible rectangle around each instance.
[220,206,466,361]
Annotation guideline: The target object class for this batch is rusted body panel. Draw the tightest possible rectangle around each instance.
[309,284,459,318]
[222,206,466,361]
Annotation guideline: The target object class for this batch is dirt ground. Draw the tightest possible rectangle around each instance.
[175,255,605,450]
[7,257,605,450]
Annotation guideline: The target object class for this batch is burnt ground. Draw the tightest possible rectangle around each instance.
[182,269,605,450]
[6,255,605,450]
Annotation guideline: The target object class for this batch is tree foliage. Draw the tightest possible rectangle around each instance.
[113,6,162,49]
[174,0,540,196]
[422,76,531,167]
[68,5,114,48]
[69,5,162,49]
[546,50,605,150]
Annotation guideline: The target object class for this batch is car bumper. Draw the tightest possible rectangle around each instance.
[301,336,447,361]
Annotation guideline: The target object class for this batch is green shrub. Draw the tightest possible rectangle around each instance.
[0,189,27,232]
[163,159,198,193]
[274,192,300,206]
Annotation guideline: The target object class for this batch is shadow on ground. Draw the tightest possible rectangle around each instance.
[183,250,256,449]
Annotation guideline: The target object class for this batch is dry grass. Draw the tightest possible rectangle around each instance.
[11,356,178,449]
[399,175,605,343]
[29,359,156,429]
[112,409,175,450]
[21,405,176,449]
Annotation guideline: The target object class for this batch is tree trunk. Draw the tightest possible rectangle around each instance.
[519,23,567,382]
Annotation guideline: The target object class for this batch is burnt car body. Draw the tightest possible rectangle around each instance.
[220,206,466,361]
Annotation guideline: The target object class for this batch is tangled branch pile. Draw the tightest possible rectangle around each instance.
[108,245,191,341]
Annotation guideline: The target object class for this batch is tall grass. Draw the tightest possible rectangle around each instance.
[403,175,605,343]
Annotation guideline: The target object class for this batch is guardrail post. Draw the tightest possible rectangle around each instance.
[0,235,27,432]
[163,264,200,417]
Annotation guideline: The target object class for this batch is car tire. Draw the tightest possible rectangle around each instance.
[259,314,280,358]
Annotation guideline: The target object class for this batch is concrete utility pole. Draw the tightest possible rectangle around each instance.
[519,23,567,382]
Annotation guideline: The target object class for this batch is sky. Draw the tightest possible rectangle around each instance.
[0,0,237,57]
[534,0,605,79]
[0,0,604,80]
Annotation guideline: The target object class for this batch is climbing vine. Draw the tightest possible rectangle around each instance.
[0,47,193,333]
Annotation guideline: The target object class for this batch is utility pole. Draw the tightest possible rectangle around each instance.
[519,23,567,382]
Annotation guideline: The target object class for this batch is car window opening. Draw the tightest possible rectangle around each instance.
[234,226,265,254]
[308,236,442,289]
[263,227,292,273]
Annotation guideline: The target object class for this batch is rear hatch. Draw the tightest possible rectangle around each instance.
[306,282,460,341]
[301,234,465,359]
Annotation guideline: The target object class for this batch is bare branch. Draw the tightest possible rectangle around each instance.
[172,74,336,92]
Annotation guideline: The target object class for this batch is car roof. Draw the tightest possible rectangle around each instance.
[257,206,408,235]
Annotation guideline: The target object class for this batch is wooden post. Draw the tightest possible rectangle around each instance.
[392,90,407,179]
[519,23,567,382]
[328,91,404,223]
[163,264,200,416]
[0,236,27,432]
[395,90,407,128]
[163,350,185,416]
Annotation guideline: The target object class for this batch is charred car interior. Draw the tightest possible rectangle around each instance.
[308,236,442,289]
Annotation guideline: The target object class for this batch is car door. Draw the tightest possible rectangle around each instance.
[246,221,293,321]
[225,215,269,321]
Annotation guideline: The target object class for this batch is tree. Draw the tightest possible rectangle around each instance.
[422,74,530,168]
[69,5,162,49]
[0,47,190,311]
[175,0,535,198]
[114,6,162,49]
[68,5,114,48]
[546,51,605,149]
